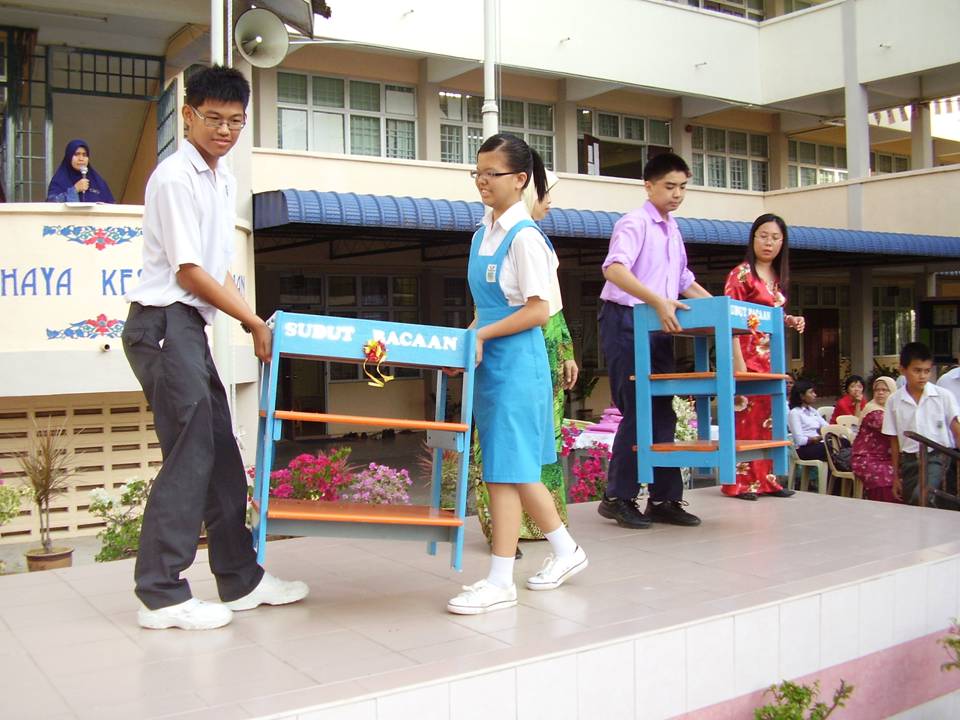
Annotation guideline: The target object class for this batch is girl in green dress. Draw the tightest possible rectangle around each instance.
[475,170,578,544]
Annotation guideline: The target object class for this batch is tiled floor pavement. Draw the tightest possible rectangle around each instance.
[3,488,960,720]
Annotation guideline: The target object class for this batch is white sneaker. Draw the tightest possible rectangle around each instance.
[224,572,309,611]
[137,598,233,630]
[526,546,589,591]
[447,579,517,615]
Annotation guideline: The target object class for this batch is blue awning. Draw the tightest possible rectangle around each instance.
[254,189,960,258]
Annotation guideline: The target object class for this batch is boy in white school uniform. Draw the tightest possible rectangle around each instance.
[882,342,960,506]
[123,66,307,630]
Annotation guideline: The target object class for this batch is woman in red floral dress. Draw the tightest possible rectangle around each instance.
[723,214,806,500]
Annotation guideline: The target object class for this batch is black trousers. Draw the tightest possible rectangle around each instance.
[599,301,683,502]
[122,303,263,609]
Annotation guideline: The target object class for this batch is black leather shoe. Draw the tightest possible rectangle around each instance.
[735,492,759,501]
[645,500,702,526]
[598,495,652,529]
[766,489,796,498]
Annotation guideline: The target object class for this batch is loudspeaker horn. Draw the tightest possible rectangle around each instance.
[234,8,289,68]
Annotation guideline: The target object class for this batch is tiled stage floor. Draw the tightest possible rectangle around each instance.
[3,488,960,719]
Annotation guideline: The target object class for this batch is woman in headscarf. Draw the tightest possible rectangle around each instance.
[47,139,115,203]
[474,168,576,549]
[851,376,900,503]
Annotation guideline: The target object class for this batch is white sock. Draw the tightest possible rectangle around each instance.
[486,554,515,589]
[544,526,578,558]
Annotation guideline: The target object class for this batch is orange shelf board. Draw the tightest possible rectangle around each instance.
[648,440,793,453]
[270,411,468,433]
[254,499,464,527]
[649,372,791,381]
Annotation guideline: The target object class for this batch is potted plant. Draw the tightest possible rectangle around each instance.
[18,420,76,571]
[0,476,29,574]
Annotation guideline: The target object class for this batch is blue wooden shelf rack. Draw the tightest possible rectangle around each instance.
[632,296,791,486]
[251,311,477,570]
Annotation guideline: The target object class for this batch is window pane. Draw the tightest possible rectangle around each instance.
[444,277,467,306]
[501,99,524,127]
[466,95,483,123]
[707,155,727,187]
[577,109,593,135]
[350,115,381,156]
[836,146,847,169]
[751,160,769,191]
[328,276,356,306]
[817,168,835,184]
[797,141,816,164]
[529,133,554,170]
[313,111,345,153]
[277,72,307,104]
[361,276,388,306]
[692,153,704,186]
[440,124,463,163]
[818,145,835,167]
[787,164,799,188]
[706,128,725,152]
[749,134,768,157]
[467,126,483,161]
[648,119,670,146]
[597,113,619,137]
[278,108,308,150]
[312,76,344,108]
[385,85,415,115]
[788,140,797,161]
[392,277,418,306]
[385,118,415,159]
[623,117,644,141]
[877,154,893,173]
[439,91,462,121]
[728,131,748,155]
[350,80,380,111]
[692,126,704,150]
[894,156,909,172]
[799,166,817,186]
[528,103,553,131]
[729,157,748,189]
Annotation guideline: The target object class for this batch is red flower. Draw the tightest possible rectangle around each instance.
[86,314,119,335]
[84,228,116,251]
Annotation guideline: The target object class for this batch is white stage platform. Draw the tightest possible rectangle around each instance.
[3,488,960,720]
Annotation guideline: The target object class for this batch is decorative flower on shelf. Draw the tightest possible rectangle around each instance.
[747,312,761,337]
[362,339,394,388]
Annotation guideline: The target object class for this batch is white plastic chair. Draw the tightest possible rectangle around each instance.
[817,405,835,423]
[821,424,862,498]
[835,414,859,434]
[788,443,829,494]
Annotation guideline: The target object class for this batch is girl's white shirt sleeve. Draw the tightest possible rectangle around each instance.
[500,227,559,307]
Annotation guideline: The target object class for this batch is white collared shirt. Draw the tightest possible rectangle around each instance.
[938,367,960,407]
[882,382,960,452]
[787,405,827,447]
[125,141,236,324]
[479,201,559,308]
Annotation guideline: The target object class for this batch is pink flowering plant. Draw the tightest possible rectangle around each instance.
[267,447,354,501]
[560,423,582,457]
[345,463,412,505]
[569,443,611,503]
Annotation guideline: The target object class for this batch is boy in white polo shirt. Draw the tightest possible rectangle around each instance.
[123,66,307,630]
[882,342,960,506]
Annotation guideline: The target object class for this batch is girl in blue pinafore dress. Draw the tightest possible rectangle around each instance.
[447,134,588,616]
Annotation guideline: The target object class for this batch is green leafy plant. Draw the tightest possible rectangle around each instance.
[754,679,853,720]
[0,478,28,528]
[418,440,479,513]
[88,478,153,562]
[939,619,960,672]
[18,420,76,554]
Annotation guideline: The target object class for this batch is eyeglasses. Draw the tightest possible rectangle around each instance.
[470,169,519,181]
[189,106,246,131]
[756,233,783,242]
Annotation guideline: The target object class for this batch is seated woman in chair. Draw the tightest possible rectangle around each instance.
[788,380,827,461]
[851,376,900,503]
[830,374,866,424]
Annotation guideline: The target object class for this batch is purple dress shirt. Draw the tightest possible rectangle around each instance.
[599,200,696,306]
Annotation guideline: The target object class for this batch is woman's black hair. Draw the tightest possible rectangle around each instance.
[476,132,547,202]
[790,379,815,409]
[744,213,790,294]
[185,65,250,109]
[842,374,865,393]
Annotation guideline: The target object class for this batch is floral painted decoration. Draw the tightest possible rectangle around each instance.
[362,339,395,388]
[47,314,124,339]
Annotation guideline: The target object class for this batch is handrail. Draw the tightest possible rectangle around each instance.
[903,431,960,507]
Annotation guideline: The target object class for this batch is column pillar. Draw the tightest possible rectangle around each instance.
[417,60,441,162]
[910,101,934,169]
[555,85,579,173]
[842,0,870,229]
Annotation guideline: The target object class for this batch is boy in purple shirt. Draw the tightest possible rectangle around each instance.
[597,153,711,528]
